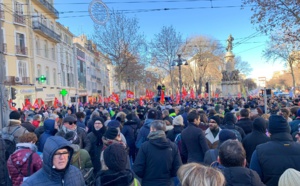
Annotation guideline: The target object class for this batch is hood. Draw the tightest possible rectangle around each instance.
[44,119,56,134]
[16,142,37,152]
[124,120,137,126]
[149,137,171,149]
[224,113,236,125]
[9,119,21,126]
[252,117,267,133]
[144,119,154,128]
[42,136,74,180]
[100,169,134,186]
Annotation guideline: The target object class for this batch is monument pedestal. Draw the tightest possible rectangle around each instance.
[221,81,241,97]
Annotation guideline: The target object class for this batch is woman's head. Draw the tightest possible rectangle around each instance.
[178,163,225,186]
[19,133,38,144]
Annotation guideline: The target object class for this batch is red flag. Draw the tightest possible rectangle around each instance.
[54,97,59,108]
[25,99,32,110]
[22,103,27,111]
[182,87,188,99]
[198,94,202,99]
[146,89,154,99]
[175,91,180,104]
[139,97,144,106]
[32,99,39,109]
[204,93,208,98]
[126,90,134,100]
[160,90,165,104]
[190,88,195,99]
[171,94,174,101]
[98,95,103,103]
[237,93,241,98]
[111,93,119,104]
[8,99,17,111]
[40,99,45,107]
[215,93,219,98]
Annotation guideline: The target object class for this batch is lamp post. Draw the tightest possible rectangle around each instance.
[172,54,188,102]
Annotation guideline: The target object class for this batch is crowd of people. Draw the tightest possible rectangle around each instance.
[1,95,300,186]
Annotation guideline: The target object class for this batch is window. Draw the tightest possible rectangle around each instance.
[53,69,56,85]
[14,1,25,24]
[42,15,47,26]
[44,40,48,58]
[50,21,54,31]
[36,36,40,55]
[18,60,27,77]
[52,44,55,60]
[16,32,26,55]
[61,64,66,86]
[45,67,50,85]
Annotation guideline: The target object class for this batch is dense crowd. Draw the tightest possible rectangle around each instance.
[1,96,300,186]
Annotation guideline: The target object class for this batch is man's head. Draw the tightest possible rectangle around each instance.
[63,116,77,130]
[240,108,250,118]
[9,111,21,120]
[53,148,70,170]
[218,140,246,167]
[104,143,127,171]
[67,108,72,115]
[147,109,157,119]
[268,115,290,135]
[187,110,200,125]
[162,110,169,118]
[150,120,166,132]
[208,115,220,130]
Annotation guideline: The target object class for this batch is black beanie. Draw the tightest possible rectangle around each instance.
[209,115,221,126]
[104,128,119,140]
[104,143,127,171]
[268,115,290,134]
[9,111,21,120]
[219,129,237,144]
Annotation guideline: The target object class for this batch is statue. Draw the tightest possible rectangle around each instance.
[230,70,240,81]
[226,34,234,52]
[222,71,229,81]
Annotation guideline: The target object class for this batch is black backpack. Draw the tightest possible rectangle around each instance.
[2,127,20,160]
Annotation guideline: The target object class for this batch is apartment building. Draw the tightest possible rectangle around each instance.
[1,0,35,108]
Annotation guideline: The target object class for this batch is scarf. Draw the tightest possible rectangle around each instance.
[92,126,106,146]
[147,130,166,140]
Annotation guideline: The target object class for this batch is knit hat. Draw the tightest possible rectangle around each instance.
[252,117,267,133]
[9,111,21,120]
[126,113,134,121]
[107,120,121,128]
[268,115,290,134]
[104,127,119,140]
[173,115,184,126]
[278,168,300,186]
[219,129,237,144]
[63,116,77,124]
[147,109,157,119]
[103,143,127,171]
[209,115,221,126]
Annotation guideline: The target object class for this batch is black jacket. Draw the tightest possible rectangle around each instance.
[242,117,270,164]
[133,137,182,186]
[181,123,209,163]
[236,118,253,135]
[223,167,265,186]
[0,138,11,186]
[95,169,136,186]
[122,120,138,147]
[256,132,300,186]
[21,122,36,133]
[166,126,183,142]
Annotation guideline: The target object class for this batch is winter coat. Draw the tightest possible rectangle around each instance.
[289,118,300,134]
[181,112,188,128]
[95,169,140,186]
[133,137,182,186]
[21,122,36,133]
[0,138,10,186]
[181,123,209,163]
[223,167,265,186]
[205,128,221,149]
[122,120,138,148]
[34,126,44,140]
[38,119,57,152]
[56,126,91,152]
[2,120,28,143]
[22,136,85,186]
[163,116,173,126]
[166,125,183,142]
[242,117,270,164]
[76,120,85,130]
[135,119,154,149]
[70,145,93,169]
[7,143,42,186]
[236,118,253,135]
[87,126,106,174]
[221,113,246,140]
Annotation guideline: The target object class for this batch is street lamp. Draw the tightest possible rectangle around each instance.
[172,54,188,102]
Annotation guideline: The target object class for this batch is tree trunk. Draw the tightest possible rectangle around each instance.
[290,61,296,96]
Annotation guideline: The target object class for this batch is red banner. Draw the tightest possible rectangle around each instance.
[160,90,165,104]
[8,99,17,111]
[175,91,180,104]
[182,87,188,99]
[139,97,144,106]
[25,99,32,110]
[40,99,45,108]
[32,99,39,109]
[111,93,119,104]
[146,89,155,99]
[126,90,134,100]
[190,88,195,99]
[54,97,60,108]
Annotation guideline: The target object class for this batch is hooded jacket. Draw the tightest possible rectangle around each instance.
[38,119,57,152]
[22,136,85,186]
[223,167,265,186]
[221,113,245,140]
[7,143,42,186]
[133,134,182,186]
[96,169,140,186]
[122,120,138,147]
[135,119,154,149]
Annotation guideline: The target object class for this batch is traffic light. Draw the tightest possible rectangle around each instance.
[38,75,47,83]
[11,87,17,100]
[205,82,209,93]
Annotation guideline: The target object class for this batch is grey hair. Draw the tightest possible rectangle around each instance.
[162,110,169,116]
[150,120,166,131]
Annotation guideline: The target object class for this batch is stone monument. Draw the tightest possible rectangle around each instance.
[221,34,241,97]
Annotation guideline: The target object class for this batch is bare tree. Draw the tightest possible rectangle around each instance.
[93,11,145,91]
[150,25,182,95]
[234,56,253,76]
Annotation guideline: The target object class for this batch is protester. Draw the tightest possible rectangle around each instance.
[218,140,265,186]
[236,108,253,135]
[181,110,209,163]
[221,112,245,141]
[250,115,300,186]
[278,168,300,186]
[22,136,85,185]
[205,115,222,149]
[38,119,58,152]
[177,163,225,186]
[167,115,184,142]
[133,120,182,186]
[21,116,36,133]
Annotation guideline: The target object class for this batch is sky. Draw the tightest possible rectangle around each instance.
[55,0,285,80]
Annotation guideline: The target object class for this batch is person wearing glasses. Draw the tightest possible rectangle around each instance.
[22,136,85,186]
[56,116,91,153]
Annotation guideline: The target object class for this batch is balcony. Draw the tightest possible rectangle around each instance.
[32,21,61,43]
[15,45,28,56]
[0,8,4,20]
[4,76,16,86]
[1,43,6,54]
[22,77,31,85]
[14,14,25,25]
[33,0,59,18]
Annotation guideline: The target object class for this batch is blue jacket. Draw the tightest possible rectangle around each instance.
[38,119,56,152]
[22,136,85,186]
[135,119,154,149]
[122,120,138,147]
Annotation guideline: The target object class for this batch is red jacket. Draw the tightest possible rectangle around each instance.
[7,148,42,186]
[32,120,40,128]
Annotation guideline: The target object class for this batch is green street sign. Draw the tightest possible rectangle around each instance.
[39,75,47,83]
[60,89,68,96]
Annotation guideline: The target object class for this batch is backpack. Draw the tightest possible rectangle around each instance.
[2,126,20,160]
[174,133,182,156]
[10,151,33,182]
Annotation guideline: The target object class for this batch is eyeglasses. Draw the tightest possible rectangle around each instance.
[54,151,69,158]
[94,122,102,124]
[68,121,76,125]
